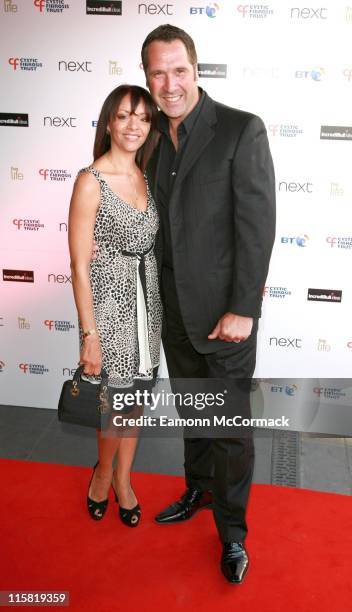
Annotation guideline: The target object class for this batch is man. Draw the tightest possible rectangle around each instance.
[142,24,275,584]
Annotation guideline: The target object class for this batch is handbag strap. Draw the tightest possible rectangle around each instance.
[73,365,109,389]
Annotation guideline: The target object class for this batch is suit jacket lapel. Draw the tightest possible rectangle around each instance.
[146,139,161,202]
[171,93,217,198]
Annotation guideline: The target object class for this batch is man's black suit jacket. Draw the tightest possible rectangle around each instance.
[147,91,276,354]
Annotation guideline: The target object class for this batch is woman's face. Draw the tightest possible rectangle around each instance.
[108,94,151,154]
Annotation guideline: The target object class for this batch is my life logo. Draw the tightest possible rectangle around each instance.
[281,235,309,247]
[190,3,220,17]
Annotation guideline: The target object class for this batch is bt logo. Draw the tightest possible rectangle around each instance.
[190,3,219,17]
[271,384,297,396]
[295,68,324,81]
[281,235,309,247]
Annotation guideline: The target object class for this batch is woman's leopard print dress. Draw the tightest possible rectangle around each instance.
[78,166,162,388]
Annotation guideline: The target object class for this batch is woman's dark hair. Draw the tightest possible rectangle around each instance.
[141,24,197,73]
[93,84,158,171]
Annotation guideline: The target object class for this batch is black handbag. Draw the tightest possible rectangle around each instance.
[58,366,112,429]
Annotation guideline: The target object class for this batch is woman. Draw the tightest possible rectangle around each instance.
[68,85,162,527]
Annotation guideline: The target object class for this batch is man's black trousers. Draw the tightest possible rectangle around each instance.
[161,266,257,543]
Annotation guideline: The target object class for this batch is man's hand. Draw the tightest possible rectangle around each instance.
[208,313,253,343]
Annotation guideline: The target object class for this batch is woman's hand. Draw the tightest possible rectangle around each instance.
[80,334,103,375]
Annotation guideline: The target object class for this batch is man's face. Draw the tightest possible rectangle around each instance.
[145,39,199,123]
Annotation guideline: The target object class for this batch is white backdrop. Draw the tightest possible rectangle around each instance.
[0,0,351,410]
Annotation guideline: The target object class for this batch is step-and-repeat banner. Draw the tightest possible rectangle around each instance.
[0,1,351,412]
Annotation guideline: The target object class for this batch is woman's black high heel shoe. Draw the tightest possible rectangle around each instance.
[112,474,141,528]
[87,462,109,521]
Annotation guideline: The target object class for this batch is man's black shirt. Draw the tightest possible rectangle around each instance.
[157,89,206,269]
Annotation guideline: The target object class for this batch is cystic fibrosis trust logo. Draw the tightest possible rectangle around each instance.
[39,168,71,181]
[44,320,75,331]
[13,219,44,231]
[313,387,346,400]
[268,124,303,138]
[326,236,352,249]
[34,0,70,13]
[236,4,274,18]
[8,57,43,71]
[190,4,220,17]
[19,363,49,374]
[263,286,291,299]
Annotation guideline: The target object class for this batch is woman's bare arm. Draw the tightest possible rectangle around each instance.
[68,172,102,375]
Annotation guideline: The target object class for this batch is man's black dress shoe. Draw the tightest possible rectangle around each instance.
[221,542,249,584]
[155,488,212,524]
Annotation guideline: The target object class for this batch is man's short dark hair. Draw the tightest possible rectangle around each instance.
[141,24,198,73]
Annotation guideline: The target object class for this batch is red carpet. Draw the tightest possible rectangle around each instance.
[1,459,351,612]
